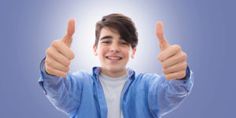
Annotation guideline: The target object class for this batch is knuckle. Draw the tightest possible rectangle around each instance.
[165,75,171,80]
[162,68,168,74]
[62,73,67,77]
[71,52,75,59]
[181,52,187,60]
[158,54,164,62]
[65,67,70,72]
[46,58,56,68]
[45,57,49,65]
[57,73,63,77]
[68,50,75,59]
[45,47,51,55]
[179,71,186,78]
[45,58,51,65]
[57,71,64,77]
[45,64,52,74]
[61,66,69,72]
[59,72,66,77]
[51,40,60,48]
[62,60,70,67]
[46,47,55,57]
[56,70,64,77]
[161,63,167,69]
[183,62,187,68]
[51,40,57,46]
[173,44,181,51]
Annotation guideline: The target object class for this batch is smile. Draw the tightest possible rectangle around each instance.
[106,56,122,61]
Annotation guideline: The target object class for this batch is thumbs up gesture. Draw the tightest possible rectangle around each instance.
[156,21,187,80]
[45,19,75,77]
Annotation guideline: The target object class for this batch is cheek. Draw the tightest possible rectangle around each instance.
[97,47,107,56]
[122,49,132,58]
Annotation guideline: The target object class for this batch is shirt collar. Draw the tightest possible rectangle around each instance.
[92,66,135,80]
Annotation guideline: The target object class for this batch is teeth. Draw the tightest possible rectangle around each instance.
[107,56,121,60]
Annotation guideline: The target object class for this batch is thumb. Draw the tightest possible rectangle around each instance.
[155,21,169,51]
[62,19,75,47]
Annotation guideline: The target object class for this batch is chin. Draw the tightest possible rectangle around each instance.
[104,65,126,72]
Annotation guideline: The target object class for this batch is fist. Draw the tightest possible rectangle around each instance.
[156,21,188,80]
[45,19,75,77]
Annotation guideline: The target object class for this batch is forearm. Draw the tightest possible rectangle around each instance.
[158,67,194,115]
[147,67,194,116]
[38,58,80,114]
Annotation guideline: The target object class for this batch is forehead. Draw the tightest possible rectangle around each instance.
[99,27,120,39]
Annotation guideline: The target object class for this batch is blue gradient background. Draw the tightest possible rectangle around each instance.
[0,0,235,118]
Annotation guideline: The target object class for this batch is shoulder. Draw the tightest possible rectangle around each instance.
[132,72,163,86]
[135,72,161,81]
[66,70,95,85]
[70,71,93,79]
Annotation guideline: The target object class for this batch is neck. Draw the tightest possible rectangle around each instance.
[101,68,127,78]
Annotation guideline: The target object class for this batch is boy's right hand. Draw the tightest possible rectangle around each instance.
[45,19,75,77]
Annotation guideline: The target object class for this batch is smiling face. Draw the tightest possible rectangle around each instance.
[93,27,136,77]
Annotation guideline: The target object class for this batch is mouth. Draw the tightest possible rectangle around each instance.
[105,56,122,61]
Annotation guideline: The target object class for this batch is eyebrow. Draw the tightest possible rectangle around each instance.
[100,35,113,40]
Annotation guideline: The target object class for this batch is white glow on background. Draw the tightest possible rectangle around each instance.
[67,1,162,73]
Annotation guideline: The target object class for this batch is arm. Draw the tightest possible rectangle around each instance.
[39,58,82,115]
[38,19,81,115]
[148,67,193,117]
[148,21,194,116]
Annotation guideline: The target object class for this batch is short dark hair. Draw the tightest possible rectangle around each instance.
[95,13,138,48]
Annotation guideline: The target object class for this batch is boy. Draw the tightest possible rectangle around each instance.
[39,13,193,118]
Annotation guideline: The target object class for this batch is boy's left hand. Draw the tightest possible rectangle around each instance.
[155,21,188,80]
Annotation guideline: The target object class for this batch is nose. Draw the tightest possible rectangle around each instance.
[110,42,120,52]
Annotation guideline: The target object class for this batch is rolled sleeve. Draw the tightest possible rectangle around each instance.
[38,57,63,95]
[168,66,194,94]
[38,57,83,114]
[148,66,194,117]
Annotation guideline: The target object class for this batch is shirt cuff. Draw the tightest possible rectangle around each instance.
[38,57,61,94]
[40,57,62,79]
[169,66,194,93]
[180,66,191,80]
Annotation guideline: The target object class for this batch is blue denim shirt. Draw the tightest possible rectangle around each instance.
[39,59,194,118]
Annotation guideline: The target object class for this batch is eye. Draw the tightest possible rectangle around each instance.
[101,40,111,44]
[122,42,128,45]
[120,40,129,45]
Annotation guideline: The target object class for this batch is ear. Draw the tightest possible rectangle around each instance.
[93,44,97,56]
[131,48,136,59]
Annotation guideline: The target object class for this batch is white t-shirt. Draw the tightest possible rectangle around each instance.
[99,73,128,118]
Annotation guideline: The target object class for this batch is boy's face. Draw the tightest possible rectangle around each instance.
[93,27,136,75]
